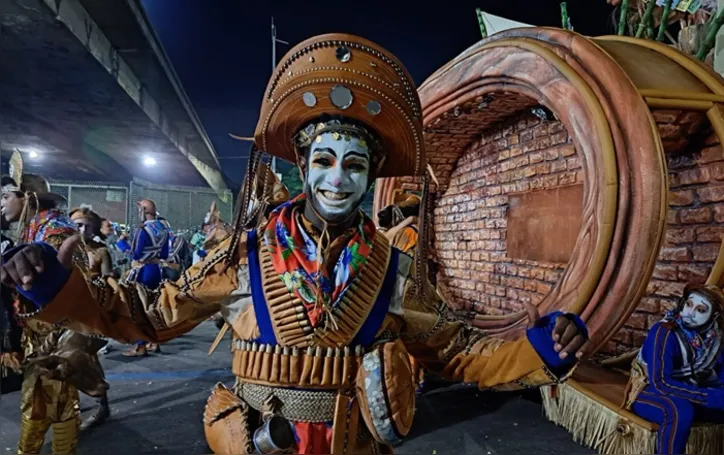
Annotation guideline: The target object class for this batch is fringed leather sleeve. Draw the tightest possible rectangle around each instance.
[400,274,574,391]
[20,236,247,344]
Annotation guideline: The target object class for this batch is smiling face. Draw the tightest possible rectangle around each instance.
[304,132,371,223]
[681,292,714,329]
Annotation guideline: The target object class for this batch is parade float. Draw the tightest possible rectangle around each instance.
[374,3,724,453]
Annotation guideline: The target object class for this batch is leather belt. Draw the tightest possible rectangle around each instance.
[238,382,337,423]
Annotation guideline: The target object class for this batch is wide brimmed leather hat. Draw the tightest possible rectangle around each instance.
[254,33,424,178]
[1,173,66,205]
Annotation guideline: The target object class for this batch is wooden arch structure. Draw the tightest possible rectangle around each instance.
[374,28,724,354]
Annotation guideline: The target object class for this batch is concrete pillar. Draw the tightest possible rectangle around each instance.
[715,0,724,75]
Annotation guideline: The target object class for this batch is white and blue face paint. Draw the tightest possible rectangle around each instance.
[682,292,714,330]
[305,132,371,223]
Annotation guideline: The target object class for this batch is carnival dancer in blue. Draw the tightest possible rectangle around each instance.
[624,284,724,454]
[119,199,169,357]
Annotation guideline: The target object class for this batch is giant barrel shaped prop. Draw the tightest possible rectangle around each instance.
[374,28,724,354]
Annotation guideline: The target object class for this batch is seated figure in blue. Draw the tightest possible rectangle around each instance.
[624,284,724,454]
[117,199,169,356]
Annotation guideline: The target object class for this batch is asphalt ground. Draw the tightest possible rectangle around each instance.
[0,321,593,454]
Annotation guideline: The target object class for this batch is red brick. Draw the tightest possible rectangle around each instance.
[693,244,720,262]
[669,190,694,206]
[648,280,686,297]
[665,229,695,245]
[497,149,511,161]
[529,151,544,164]
[566,157,582,170]
[667,210,678,224]
[627,313,648,330]
[548,122,565,134]
[698,185,724,203]
[559,172,576,186]
[708,161,724,182]
[678,265,709,283]
[509,145,522,157]
[638,298,661,314]
[659,247,690,262]
[652,264,678,280]
[715,206,724,223]
[699,145,724,164]
[550,160,567,173]
[543,149,559,161]
[652,110,680,124]
[520,130,533,143]
[658,123,682,139]
[677,168,710,186]
[536,282,552,294]
[560,145,576,157]
[679,207,712,224]
[696,226,724,243]
[551,131,568,145]
[612,328,632,345]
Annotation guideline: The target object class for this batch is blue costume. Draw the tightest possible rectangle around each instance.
[117,220,170,289]
[628,303,724,454]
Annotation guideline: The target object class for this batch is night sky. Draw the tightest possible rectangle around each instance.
[140,0,615,189]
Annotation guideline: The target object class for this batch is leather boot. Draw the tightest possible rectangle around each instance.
[80,393,110,430]
[122,344,147,357]
[51,418,79,454]
[17,415,50,454]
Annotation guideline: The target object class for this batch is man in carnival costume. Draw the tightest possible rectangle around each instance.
[1,34,590,454]
[68,207,112,430]
[1,169,106,454]
[624,284,724,454]
[117,199,169,356]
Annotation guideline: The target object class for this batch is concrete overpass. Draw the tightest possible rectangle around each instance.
[0,0,228,198]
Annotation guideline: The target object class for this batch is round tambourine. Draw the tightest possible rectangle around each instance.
[356,339,416,445]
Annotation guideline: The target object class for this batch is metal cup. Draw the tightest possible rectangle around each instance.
[252,415,296,454]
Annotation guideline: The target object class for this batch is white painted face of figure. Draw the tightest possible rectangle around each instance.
[681,292,713,329]
[305,132,370,223]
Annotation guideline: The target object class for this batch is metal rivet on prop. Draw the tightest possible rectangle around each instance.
[370,62,377,68]
[303,92,317,107]
[366,100,382,116]
[336,46,351,63]
[309,56,315,63]
[329,85,353,109]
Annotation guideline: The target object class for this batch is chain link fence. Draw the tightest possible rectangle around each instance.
[49,179,234,238]
[129,179,234,237]
[49,181,129,224]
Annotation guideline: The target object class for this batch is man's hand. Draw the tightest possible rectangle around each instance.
[552,315,591,361]
[1,235,80,290]
[523,300,590,361]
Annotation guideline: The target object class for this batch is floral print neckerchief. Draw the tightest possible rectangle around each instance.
[263,195,376,328]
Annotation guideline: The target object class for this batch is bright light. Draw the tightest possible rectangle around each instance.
[28,150,39,159]
[143,156,157,166]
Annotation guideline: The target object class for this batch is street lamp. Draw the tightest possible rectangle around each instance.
[143,156,157,166]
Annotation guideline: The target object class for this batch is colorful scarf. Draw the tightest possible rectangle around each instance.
[22,209,77,244]
[263,195,376,327]
[662,309,722,384]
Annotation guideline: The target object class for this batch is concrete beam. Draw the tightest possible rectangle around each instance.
[41,0,230,202]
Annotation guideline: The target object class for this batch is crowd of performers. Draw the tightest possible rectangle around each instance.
[0,166,239,453]
[11,31,724,455]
